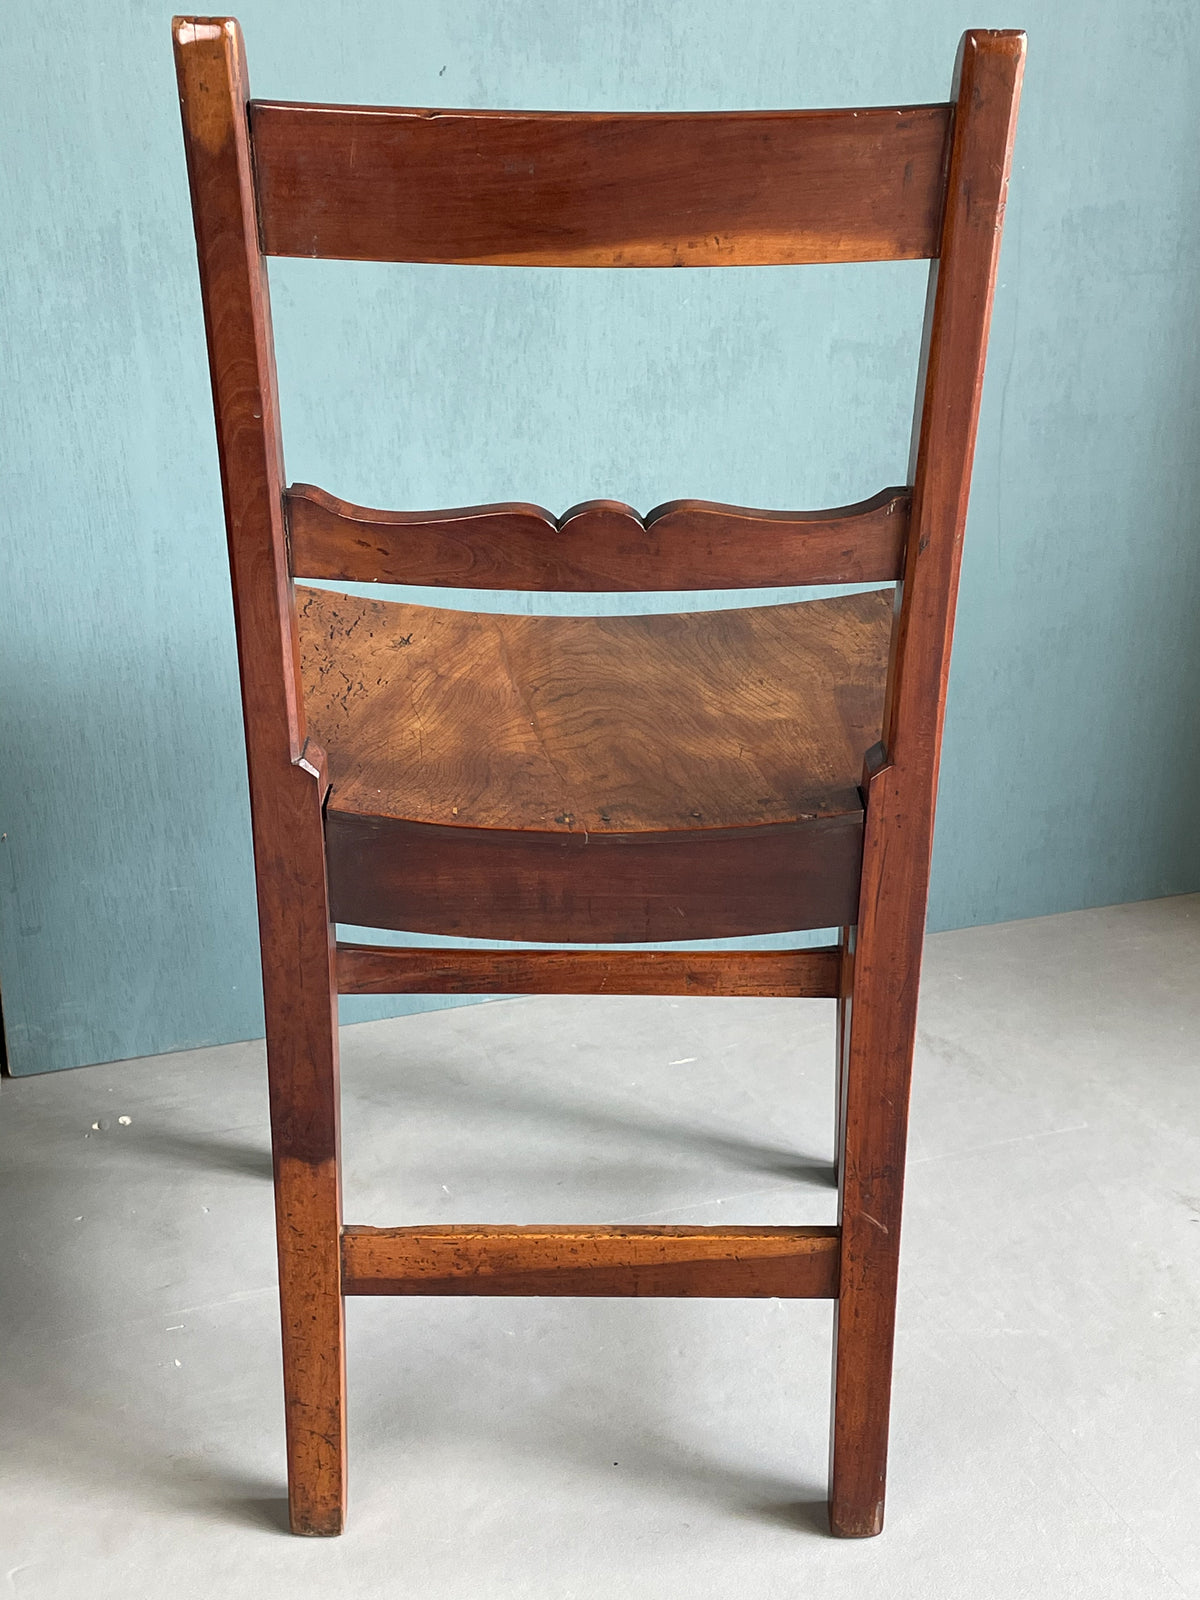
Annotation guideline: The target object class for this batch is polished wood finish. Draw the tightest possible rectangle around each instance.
[829,31,1025,1539]
[297,585,892,836]
[336,942,841,997]
[287,483,909,590]
[342,1225,841,1298]
[173,17,345,1537]
[298,584,891,939]
[325,811,864,942]
[252,101,952,267]
[176,15,1023,1543]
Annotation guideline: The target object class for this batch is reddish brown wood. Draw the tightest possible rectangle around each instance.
[335,942,841,997]
[297,584,891,837]
[251,101,952,267]
[829,32,1025,1540]
[834,924,854,1182]
[296,583,890,938]
[286,482,909,590]
[326,811,863,943]
[173,17,345,1538]
[176,14,1024,1543]
[299,584,891,938]
[342,1225,841,1298]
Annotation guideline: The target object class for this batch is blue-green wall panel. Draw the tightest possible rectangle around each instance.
[3,2,1199,1073]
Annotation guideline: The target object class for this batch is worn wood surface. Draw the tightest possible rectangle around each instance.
[286,483,909,590]
[299,584,891,938]
[335,942,841,997]
[829,31,1025,1540]
[297,586,893,836]
[252,101,952,266]
[342,1224,841,1297]
[173,16,346,1538]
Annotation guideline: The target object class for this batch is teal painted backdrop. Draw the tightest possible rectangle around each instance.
[3,2,1200,1074]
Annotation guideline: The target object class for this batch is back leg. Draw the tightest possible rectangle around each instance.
[260,764,347,1537]
[829,767,923,1537]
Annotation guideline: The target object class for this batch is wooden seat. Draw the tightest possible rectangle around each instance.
[297,584,893,940]
[175,15,1024,1543]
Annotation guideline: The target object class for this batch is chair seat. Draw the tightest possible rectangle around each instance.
[296,584,893,941]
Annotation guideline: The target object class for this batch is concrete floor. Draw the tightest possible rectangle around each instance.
[2,895,1198,1598]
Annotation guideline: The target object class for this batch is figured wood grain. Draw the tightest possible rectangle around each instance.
[335,942,841,997]
[341,1225,841,1297]
[830,31,1025,1540]
[173,17,346,1538]
[286,483,909,590]
[301,585,891,938]
[296,586,893,836]
[251,101,952,267]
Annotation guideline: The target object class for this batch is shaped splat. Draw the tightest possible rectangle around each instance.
[285,482,909,590]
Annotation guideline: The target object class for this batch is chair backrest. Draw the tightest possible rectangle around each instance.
[249,100,952,267]
[173,15,1022,809]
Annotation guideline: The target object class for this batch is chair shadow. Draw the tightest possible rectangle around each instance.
[353,1054,837,1190]
[569,1441,833,1535]
[216,1471,830,1540]
[125,1129,275,1181]
[155,1045,835,1533]
[122,1085,835,1192]
[0,1000,839,1541]
[351,1352,838,1541]
[217,1492,291,1534]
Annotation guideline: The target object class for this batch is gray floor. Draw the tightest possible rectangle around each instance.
[2,895,1198,1598]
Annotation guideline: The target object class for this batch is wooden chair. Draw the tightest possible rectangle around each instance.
[173,16,1024,1538]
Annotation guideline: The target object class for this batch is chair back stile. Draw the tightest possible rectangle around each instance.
[831,31,1025,1535]
[174,18,346,1538]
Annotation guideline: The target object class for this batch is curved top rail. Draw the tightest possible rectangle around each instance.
[251,101,952,267]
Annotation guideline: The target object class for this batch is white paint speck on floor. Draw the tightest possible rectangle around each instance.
[2,895,1198,1598]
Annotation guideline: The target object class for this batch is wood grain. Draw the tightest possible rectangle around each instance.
[342,1225,841,1297]
[251,101,952,266]
[335,942,841,997]
[299,584,891,939]
[829,31,1025,1540]
[286,483,909,590]
[296,586,893,836]
[173,17,346,1538]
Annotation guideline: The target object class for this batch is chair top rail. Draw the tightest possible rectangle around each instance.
[251,99,953,266]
